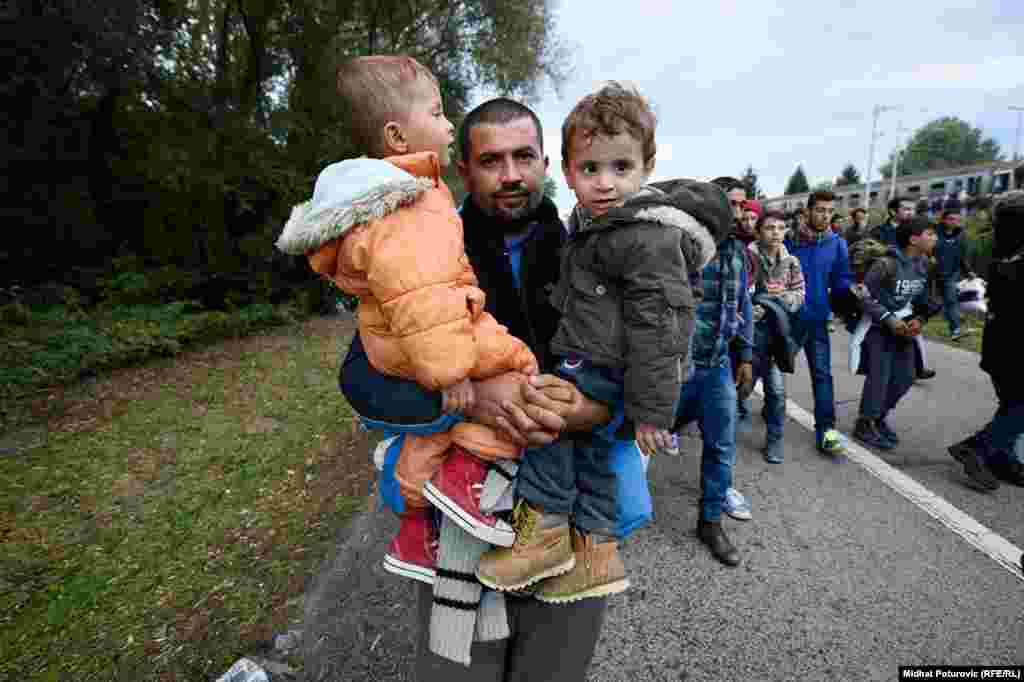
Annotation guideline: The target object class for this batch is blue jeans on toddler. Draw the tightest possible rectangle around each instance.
[515,358,624,538]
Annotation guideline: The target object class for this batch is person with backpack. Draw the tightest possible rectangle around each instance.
[851,218,938,450]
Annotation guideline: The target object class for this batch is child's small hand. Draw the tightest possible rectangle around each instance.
[765,281,784,295]
[906,318,922,337]
[636,422,672,456]
[442,378,475,415]
[752,304,766,322]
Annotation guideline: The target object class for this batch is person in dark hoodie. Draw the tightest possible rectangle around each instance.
[852,218,937,450]
[476,82,732,593]
[947,190,1024,491]
[934,208,974,340]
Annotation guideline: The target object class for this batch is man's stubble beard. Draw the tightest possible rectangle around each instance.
[479,189,545,233]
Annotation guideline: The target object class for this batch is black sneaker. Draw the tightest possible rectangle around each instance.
[960,451,1000,492]
[916,368,937,381]
[853,418,895,451]
[875,419,900,447]
[989,459,1024,487]
[947,434,982,464]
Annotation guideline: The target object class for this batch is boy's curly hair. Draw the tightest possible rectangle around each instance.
[561,81,656,165]
[337,55,438,157]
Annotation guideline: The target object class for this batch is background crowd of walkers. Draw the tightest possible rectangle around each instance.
[277,55,1023,680]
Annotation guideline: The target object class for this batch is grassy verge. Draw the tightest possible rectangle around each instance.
[0,301,299,411]
[0,316,374,681]
[922,314,984,354]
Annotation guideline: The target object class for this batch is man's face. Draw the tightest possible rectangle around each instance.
[458,117,548,224]
[740,209,759,238]
[894,201,914,224]
[809,200,835,232]
[563,131,651,218]
[853,211,867,227]
[727,188,747,222]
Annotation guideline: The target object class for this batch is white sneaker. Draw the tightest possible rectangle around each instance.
[723,487,752,521]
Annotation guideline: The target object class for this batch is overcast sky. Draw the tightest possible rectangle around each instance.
[473,0,1024,213]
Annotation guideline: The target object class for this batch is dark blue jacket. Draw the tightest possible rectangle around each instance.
[785,230,853,323]
[935,225,967,280]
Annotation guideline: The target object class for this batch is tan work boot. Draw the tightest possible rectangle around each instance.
[535,527,629,603]
[475,500,574,592]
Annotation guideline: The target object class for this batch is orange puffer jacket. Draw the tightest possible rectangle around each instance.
[277,152,537,391]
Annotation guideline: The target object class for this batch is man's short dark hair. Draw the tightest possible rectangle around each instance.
[807,190,835,209]
[888,196,909,213]
[756,209,787,230]
[712,176,745,193]
[852,207,867,218]
[459,98,543,162]
[896,217,935,248]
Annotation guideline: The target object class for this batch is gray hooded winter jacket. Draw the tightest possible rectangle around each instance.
[549,179,732,429]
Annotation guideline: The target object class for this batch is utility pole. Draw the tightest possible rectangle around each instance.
[890,120,910,201]
[1010,106,1024,162]
[863,104,898,210]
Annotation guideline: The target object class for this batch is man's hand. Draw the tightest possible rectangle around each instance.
[636,422,672,456]
[905,318,922,337]
[442,378,475,414]
[463,373,538,445]
[520,374,612,432]
[735,361,753,400]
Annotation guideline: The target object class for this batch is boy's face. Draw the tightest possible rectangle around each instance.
[911,227,938,254]
[563,131,652,218]
[399,80,455,167]
[758,218,787,249]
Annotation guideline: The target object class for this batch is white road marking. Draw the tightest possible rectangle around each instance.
[754,384,1024,581]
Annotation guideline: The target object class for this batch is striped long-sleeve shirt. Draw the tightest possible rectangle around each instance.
[748,242,805,313]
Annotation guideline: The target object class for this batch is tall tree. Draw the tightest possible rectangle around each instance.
[740,165,761,199]
[543,176,558,200]
[835,163,861,187]
[784,165,810,195]
[880,116,1001,178]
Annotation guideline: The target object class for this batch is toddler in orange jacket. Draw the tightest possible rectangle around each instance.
[276,56,537,583]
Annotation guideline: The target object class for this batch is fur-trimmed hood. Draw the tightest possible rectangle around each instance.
[569,178,732,272]
[276,155,436,255]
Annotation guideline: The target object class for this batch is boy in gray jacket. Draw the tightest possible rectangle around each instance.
[853,218,938,450]
[475,83,731,600]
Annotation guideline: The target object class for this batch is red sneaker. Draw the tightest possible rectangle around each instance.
[383,511,438,584]
[424,446,515,547]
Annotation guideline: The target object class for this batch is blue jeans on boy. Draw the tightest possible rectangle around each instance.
[941,277,961,334]
[752,351,785,445]
[675,357,738,522]
[796,318,836,447]
[515,359,622,538]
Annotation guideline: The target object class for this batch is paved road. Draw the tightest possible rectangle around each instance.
[302,333,1023,681]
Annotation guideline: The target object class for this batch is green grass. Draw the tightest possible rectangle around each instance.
[0,318,370,681]
[0,301,298,409]
[922,314,984,354]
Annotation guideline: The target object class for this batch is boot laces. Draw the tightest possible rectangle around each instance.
[511,499,537,545]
